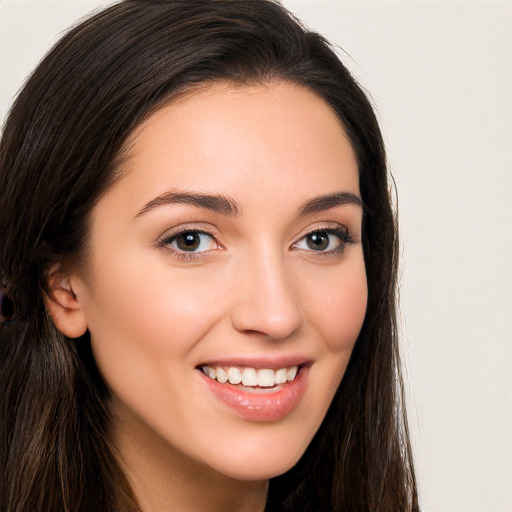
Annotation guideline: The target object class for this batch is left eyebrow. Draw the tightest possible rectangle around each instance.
[297,192,363,216]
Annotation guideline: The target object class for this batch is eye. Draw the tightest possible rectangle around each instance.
[164,230,218,253]
[294,228,351,253]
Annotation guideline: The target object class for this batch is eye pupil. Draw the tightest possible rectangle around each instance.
[306,231,329,251]
[177,233,200,251]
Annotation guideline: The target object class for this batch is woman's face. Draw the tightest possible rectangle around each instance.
[70,82,367,481]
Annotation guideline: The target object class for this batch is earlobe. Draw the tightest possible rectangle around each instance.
[45,268,88,338]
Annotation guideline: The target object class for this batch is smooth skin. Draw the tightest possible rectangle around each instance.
[47,81,368,512]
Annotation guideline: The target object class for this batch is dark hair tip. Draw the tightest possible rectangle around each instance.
[0,286,15,323]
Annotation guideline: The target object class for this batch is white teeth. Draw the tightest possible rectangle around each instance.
[257,369,275,387]
[241,368,258,386]
[275,368,287,384]
[286,366,298,381]
[228,367,242,385]
[202,364,301,387]
[216,367,228,383]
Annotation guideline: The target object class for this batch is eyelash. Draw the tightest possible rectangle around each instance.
[158,225,356,262]
[292,227,355,256]
[158,228,220,262]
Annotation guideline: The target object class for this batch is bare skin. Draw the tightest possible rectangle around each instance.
[47,81,366,511]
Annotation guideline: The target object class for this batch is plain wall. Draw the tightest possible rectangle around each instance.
[1,1,511,510]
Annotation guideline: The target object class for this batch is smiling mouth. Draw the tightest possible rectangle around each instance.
[198,362,310,421]
[199,365,300,390]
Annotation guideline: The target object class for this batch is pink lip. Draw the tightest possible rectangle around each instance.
[200,366,309,422]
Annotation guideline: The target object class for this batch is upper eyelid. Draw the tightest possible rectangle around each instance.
[158,225,219,244]
[291,225,356,253]
[293,222,350,241]
[295,228,348,243]
[158,230,221,260]
[301,224,347,235]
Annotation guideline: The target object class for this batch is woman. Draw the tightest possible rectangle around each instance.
[0,1,418,511]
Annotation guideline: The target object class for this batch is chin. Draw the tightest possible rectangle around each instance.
[199,429,312,482]
[215,457,300,482]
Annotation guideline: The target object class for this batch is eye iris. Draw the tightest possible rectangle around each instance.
[306,231,329,251]
[177,233,200,251]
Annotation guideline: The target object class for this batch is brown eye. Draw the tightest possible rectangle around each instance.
[176,232,201,251]
[306,231,330,251]
[294,227,350,254]
[166,230,217,253]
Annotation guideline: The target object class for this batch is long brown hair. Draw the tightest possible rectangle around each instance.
[0,1,418,510]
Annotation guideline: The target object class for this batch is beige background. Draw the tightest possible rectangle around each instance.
[1,1,511,510]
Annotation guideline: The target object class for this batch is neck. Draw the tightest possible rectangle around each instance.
[111,401,268,512]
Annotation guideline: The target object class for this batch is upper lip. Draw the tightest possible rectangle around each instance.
[196,355,313,370]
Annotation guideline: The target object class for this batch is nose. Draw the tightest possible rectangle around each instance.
[231,252,303,340]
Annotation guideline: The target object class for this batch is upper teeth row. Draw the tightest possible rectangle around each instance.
[202,365,299,387]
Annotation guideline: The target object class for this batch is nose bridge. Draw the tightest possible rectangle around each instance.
[231,246,302,339]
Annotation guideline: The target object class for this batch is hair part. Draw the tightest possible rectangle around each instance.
[0,1,418,510]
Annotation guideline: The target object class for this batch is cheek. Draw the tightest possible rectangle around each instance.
[303,255,367,353]
[80,263,228,424]
[82,259,227,359]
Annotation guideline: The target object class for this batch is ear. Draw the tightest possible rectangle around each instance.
[45,264,88,338]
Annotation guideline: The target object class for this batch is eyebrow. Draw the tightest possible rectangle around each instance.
[135,190,242,217]
[297,192,363,216]
[136,190,362,218]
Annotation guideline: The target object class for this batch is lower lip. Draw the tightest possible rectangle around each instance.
[201,367,309,422]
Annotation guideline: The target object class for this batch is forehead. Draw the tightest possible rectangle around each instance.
[104,81,360,216]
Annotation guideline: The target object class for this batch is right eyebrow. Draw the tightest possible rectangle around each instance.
[135,190,242,218]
